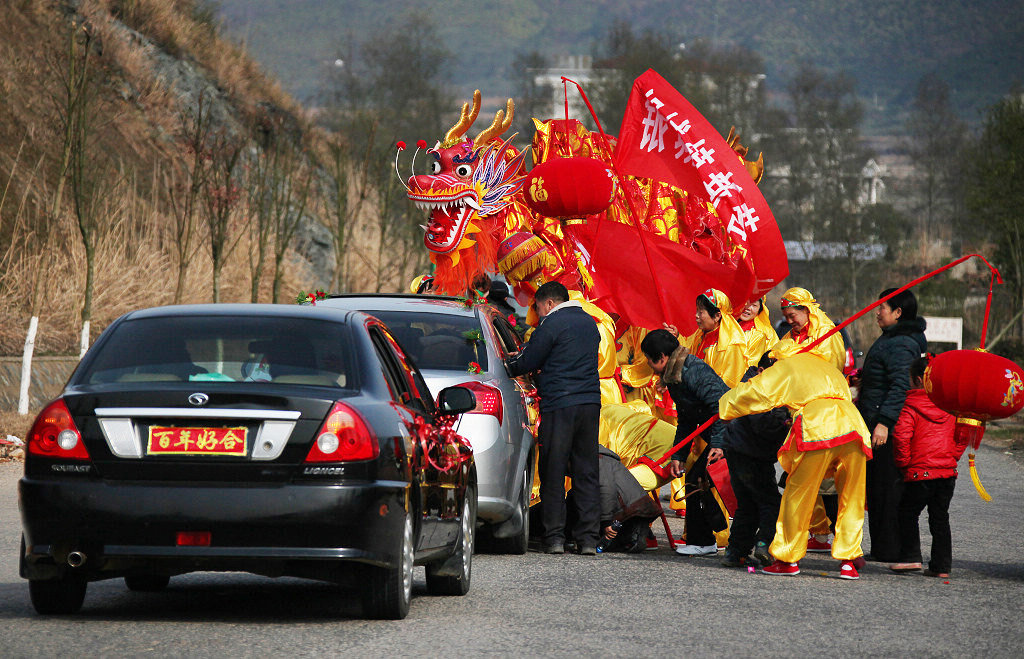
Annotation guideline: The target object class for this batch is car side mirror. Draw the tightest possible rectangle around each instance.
[437,386,476,415]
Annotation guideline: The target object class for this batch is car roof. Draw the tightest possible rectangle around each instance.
[319,294,484,317]
[119,303,363,323]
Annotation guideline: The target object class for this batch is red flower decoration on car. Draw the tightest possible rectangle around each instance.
[467,362,482,374]
[507,314,517,327]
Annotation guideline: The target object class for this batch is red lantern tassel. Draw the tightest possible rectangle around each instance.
[956,418,992,502]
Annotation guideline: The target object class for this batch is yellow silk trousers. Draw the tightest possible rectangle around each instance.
[771,440,866,563]
[809,495,832,536]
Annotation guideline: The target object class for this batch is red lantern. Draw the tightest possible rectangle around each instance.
[924,349,1024,421]
[924,349,1024,501]
[522,157,616,220]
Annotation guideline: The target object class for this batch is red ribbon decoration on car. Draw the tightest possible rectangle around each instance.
[403,413,473,474]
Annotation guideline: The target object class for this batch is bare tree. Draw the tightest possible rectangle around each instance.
[61,20,119,354]
[318,129,374,294]
[904,74,968,253]
[966,91,1024,338]
[167,91,214,303]
[201,128,244,303]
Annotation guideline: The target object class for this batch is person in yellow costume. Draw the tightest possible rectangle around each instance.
[771,287,846,371]
[737,298,775,368]
[681,288,748,388]
[772,287,846,551]
[598,403,677,491]
[718,351,872,579]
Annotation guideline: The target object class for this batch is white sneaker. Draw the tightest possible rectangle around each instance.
[675,543,718,556]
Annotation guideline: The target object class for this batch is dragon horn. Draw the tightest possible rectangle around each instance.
[474,98,515,146]
[443,90,482,147]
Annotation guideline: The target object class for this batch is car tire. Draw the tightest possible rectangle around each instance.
[426,486,476,596]
[362,511,414,620]
[494,465,531,555]
[29,576,87,615]
[124,575,170,592]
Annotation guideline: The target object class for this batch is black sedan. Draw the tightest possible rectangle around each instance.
[18,304,477,619]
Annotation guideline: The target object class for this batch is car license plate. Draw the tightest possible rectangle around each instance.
[147,426,248,456]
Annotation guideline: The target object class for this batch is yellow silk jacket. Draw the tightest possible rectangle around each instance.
[718,352,871,457]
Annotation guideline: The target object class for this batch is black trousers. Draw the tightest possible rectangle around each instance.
[865,438,903,561]
[683,445,726,546]
[538,404,601,547]
[725,449,781,556]
[897,477,956,573]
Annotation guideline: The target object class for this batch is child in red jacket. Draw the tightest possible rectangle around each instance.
[890,356,969,577]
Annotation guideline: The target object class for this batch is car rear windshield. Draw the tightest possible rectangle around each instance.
[78,315,355,388]
[368,311,487,372]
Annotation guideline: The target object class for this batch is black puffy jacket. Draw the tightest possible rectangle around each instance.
[665,352,730,458]
[857,316,927,429]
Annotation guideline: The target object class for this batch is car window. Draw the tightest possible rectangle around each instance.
[490,315,522,356]
[78,316,353,388]
[366,311,488,372]
[380,327,435,414]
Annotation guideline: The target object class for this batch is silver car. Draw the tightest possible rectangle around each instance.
[319,295,537,553]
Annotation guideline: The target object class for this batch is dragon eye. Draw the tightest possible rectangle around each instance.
[431,160,442,174]
[455,164,473,178]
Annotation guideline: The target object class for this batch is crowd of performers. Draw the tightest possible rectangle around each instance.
[471,277,968,579]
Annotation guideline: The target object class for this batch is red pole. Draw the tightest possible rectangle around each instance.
[653,253,1003,467]
[559,76,672,324]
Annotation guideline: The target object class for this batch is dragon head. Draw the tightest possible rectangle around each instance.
[405,91,527,291]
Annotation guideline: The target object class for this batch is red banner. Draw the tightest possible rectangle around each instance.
[612,69,788,304]
[570,220,754,333]
[147,427,248,456]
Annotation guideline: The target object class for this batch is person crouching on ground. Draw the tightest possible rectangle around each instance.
[718,351,872,579]
[595,446,663,553]
[506,281,602,555]
[889,356,969,578]
[640,329,730,557]
[720,353,791,569]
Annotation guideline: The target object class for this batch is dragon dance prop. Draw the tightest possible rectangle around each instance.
[396,71,789,334]
[645,254,1022,501]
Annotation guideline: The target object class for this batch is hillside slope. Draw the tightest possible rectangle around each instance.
[217,0,1024,132]
[0,0,323,354]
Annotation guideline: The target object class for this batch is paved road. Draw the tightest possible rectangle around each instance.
[1,446,1022,657]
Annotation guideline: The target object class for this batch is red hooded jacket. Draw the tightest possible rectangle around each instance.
[892,389,968,482]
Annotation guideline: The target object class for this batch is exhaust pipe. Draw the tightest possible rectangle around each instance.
[67,551,86,568]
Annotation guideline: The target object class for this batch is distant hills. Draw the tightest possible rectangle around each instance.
[217,0,1024,134]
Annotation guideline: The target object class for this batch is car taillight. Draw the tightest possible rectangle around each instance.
[27,398,90,460]
[304,401,379,462]
[458,381,503,426]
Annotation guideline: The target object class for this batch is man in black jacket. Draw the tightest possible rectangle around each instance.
[640,329,729,557]
[507,281,601,554]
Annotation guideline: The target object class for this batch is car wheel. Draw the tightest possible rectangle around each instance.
[426,486,476,596]
[29,576,87,615]
[124,575,170,592]
[494,465,531,555]
[362,511,414,620]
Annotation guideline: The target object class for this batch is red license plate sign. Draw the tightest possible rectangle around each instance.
[147,427,248,456]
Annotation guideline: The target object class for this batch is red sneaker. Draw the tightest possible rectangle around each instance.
[839,560,860,580]
[762,560,800,576]
[806,535,832,553]
[645,536,659,551]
